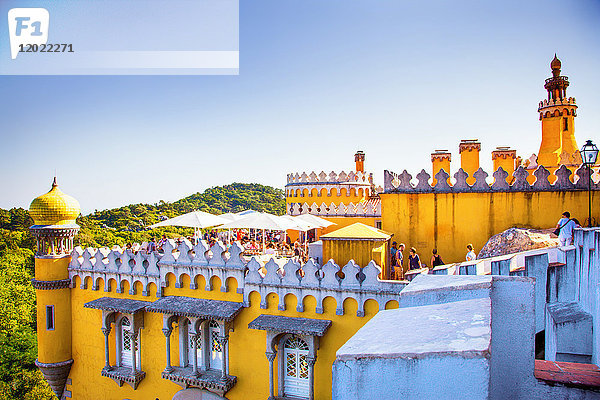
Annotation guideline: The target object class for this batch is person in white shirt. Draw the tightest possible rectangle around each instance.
[466,243,476,261]
[556,211,574,246]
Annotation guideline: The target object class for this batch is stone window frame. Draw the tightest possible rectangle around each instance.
[115,314,141,369]
[249,314,332,400]
[99,309,146,389]
[163,315,231,376]
[161,314,236,397]
[267,332,318,400]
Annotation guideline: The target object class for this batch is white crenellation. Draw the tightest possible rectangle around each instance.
[287,200,381,217]
[286,170,373,185]
[69,242,407,317]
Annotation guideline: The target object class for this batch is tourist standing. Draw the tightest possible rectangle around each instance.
[389,242,398,279]
[466,244,476,261]
[555,211,574,246]
[408,247,422,270]
[430,249,444,268]
[395,243,405,279]
[147,237,157,253]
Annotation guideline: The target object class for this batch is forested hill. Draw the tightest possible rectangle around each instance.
[0,183,285,398]
[87,182,286,232]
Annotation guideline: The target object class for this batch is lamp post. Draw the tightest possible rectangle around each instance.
[580,140,599,227]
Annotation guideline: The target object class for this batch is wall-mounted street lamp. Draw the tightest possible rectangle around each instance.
[581,140,599,227]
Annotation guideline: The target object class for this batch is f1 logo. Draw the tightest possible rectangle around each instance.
[8,8,49,59]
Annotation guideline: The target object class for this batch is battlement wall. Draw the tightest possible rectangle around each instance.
[287,200,381,217]
[384,164,600,194]
[286,170,373,186]
[68,239,405,317]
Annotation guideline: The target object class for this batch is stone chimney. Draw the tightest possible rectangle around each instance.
[431,150,451,186]
[355,151,365,173]
[492,146,517,182]
[459,140,481,185]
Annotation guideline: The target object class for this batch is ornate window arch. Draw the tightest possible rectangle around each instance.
[282,335,310,398]
[249,314,331,400]
[209,320,223,370]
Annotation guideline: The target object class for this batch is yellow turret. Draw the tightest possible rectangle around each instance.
[537,55,579,169]
[29,178,80,399]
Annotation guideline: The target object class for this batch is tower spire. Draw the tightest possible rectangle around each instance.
[537,55,578,169]
[545,54,568,100]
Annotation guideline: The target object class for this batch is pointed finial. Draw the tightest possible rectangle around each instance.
[52,176,57,188]
[551,54,561,70]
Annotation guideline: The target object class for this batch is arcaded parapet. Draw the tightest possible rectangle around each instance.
[68,239,407,318]
[287,199,381,217]
[383,164,600,193]
[286,170,373,185]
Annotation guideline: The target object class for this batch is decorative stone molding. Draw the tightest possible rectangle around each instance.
[431,150,451,162]
[101,366,145,390]
[538,97,577,120]
[286,199,381,217]
[383,165,600,194]
[30,225,79,257]
[70,242,408,318]
[31,278,71,290]
[35,359,73,399]
[492,147,516,160]
[286,170,373,185]
[459,139,481,153]
[162,368,236,396]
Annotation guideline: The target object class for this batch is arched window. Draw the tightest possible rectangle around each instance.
[209,320,223,370]
[283,336,309,398]
[119,317,139,368]
[184,319,202,368]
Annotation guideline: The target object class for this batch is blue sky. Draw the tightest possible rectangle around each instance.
[1,0,599,213]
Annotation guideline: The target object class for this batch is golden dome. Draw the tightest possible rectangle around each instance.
[29,178,81,226]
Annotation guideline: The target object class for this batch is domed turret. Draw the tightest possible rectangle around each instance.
[29,178,80,399]
[29,178,80,226]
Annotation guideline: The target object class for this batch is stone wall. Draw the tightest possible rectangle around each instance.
[68,239,407,317]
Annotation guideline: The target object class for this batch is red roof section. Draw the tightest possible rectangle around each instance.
[535,360,600,390]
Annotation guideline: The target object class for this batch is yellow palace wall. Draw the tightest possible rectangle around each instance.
[380,190,598,263]
[287,216,380,242]
[66,273,396,400]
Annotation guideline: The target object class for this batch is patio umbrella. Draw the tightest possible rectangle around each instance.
[296,213,336,228]
[280,215,319,231]
[149,211,229,238]
[219,212,295,251]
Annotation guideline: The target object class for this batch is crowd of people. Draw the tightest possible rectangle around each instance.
[387,210,582,280]
[122,227,313,264]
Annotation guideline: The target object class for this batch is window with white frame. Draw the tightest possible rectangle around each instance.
[284,336,310,398]
[209,320,223,370]
[118,316,140,368]
[180,318,203,368]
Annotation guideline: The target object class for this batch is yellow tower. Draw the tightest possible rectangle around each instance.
[537,55,579,169]
[29,178,80,399]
